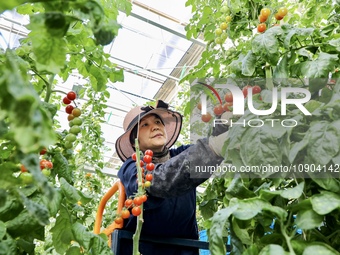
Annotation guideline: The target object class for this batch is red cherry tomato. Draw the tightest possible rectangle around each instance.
[121,209,131,219]
[146,163,155,171]
[63,97,71,105]
[132,206,142,216]
[40,159,53,170]
[145,174,153,181]
[242,85,252,97]
[67,91,77,100]
[144,149,153,157]
[257,23,267,33]
[252,85,262,95]
[213,104,224,115]
[143,155,152,164]
[224,92,233,102]
[201,113,212,123]
[133,197,143,206]
[124,199,133,208]
[65,105,74,114]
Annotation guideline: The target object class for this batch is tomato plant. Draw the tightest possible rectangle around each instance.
[0,0,132,254]
[184,0,340,254]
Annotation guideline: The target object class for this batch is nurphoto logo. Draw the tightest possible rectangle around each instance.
[193,78,312,128]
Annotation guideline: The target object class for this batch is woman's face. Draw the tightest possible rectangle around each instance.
[137,115,167,153]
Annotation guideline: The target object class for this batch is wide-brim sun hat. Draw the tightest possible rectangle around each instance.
[115,100,183,162]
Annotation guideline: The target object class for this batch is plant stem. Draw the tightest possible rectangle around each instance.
[280,221,296,255]
[44,75,55,103]
[265,63,274,89]
[51,89,68,95]
[132,139,143,255]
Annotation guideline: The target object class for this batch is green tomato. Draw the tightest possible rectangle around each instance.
[65,133,77,142]
[215,37,223,45]
[220,6,229,13]
[42,169,51,177]
[69,120,75,127]
[65,141,73,149]
[72,117,82,126]
[70,125,81,134]
[220,32,228,41]
[20,172,33,184]
[215,28,223,36]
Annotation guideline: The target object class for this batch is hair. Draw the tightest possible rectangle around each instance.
[129,113,164,146]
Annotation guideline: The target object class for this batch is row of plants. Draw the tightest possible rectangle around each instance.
[183,0,340,254]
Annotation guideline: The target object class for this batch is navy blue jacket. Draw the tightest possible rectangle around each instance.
[117,139,224,255]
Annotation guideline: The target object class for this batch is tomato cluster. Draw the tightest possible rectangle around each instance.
[199,84,262,123]
[62,91,83,149]
[132,149,154,188]
[214,1,232,45]
[19,157,53,184]
[257,6,289,33]
[114,149,155,223]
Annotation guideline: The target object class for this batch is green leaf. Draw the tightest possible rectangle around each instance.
[273,55,289,79]
[240,127,282,175]
[88,65,108,92]
[28,27,67,73]
[310,191,340,215]
[306,121,340,165]
[60,178,81,203]
[302,243,339,255]
[298,53,339,78]
[0,233,17,255]
[71,222,92,250]
[259,244,288,255]
[43,188,62,217]
[231,218,251,245]
[66,246,82,255]
[5,209,41,238]
[40,101,58,119]
[310,176,340,193]
[18,191,50,226]
[225,177,255,199]
[90,233,112,255]
[295,209,323,230]
[0,221,6,240]
[53,152,73,183]
[328,38,340,51]
[242,51,256,76]
[280,182,304,199]
[231,197,287,221]
[0,0,31,13]
[51,205,74,254]
[209,205,238,255]
[252,33,280,66]
[283,27,314,49]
